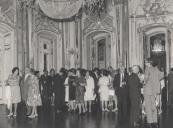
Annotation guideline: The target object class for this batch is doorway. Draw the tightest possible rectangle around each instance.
[150,33,166,72]
[97,38,106,69]
[86,31,111,69]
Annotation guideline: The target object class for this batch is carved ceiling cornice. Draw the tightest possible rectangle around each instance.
[83,14,113,35]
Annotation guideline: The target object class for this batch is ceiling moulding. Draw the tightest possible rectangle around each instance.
[38,0,82,20]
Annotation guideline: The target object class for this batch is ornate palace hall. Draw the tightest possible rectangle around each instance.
[1,0,173,128]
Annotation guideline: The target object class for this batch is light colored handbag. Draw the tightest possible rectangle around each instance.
[109,88,115,96]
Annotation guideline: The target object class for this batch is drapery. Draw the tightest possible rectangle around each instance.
[38,0,83,19]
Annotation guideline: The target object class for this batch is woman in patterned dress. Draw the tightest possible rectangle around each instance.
[76,69,87,114]
[7,67,21,117]
[27,70,42,118]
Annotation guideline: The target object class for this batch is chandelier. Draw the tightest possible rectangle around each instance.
[38,0,82,20]
[32,0,108,20]
[151,38,165,55]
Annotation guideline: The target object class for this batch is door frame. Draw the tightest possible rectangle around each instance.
[142,25,171,73]
[35,30,62,74]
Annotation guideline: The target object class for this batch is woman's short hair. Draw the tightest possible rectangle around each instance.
[50,68,55,73]
[81,69,87,77]
[34,71,39,76]
[152,60,158,67]
[102,69,109,76]
[12,67,19,74]
[69,68,76,74]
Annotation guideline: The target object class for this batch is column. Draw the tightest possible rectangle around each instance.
[112,1,118,69]
[170,29,173,68]
[27,7,33,68]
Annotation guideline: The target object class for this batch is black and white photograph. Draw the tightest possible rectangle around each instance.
[0,0,173,128]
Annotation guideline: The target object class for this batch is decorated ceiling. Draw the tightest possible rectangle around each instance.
[0,0,13,12]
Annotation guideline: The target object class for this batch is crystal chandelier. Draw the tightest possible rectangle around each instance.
[151,38,165,55]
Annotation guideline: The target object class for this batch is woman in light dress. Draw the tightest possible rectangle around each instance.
[84,70,95,112]
[27,70,42,118]
[7,67,21,117]
[98,70,110,112]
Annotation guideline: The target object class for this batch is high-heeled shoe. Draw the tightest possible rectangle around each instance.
[28,115,35,118]
[7,113,13,117]
[35,114,38,117]
[105,109,109,112]
[102,109,105,112]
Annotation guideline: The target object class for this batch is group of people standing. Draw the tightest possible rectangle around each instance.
[5,58,172,128]
[6,68,42,118]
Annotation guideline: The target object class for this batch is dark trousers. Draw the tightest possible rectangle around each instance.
[130,96,140,124]
[117,94,128,123]
[168,92,173,107]
[42,95,51,111]
[55,98,64,112]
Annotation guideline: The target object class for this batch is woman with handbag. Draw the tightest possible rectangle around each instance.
[7,67,21,117]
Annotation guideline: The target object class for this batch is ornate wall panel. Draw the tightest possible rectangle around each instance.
[32,11,63,72]
[128,0,173,72]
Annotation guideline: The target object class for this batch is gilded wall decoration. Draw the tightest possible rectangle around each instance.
[0,0,15,28]
[129,0,173,17]
[34,11,61,34]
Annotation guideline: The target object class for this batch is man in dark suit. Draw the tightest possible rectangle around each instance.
[40,70,51,109]
[92,68,100,112]
[113,66,129,124]
[128,65,141,127]
[168,68,173,108]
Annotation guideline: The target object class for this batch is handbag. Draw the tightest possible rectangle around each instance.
[109,89,115,96]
